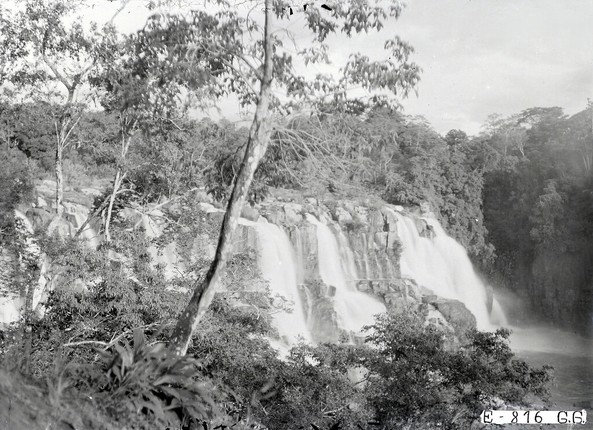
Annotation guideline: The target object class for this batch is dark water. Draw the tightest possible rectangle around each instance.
[509,327,593,410]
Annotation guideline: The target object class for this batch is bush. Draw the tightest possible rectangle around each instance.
[98,329,219,429]
[359,311,551,429]
[4,229,189,378]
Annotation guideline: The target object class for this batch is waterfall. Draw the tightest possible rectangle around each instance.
[305,214,387,335]
[252,221,312,344]
[387,208,494,329]
[490,298,508,326]
[6,197,506,341]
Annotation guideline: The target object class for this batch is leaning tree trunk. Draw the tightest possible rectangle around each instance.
[55,142,64,217]
[20,265,38,375]
[104,128,133,242]
[169,0,274,356]
[104,169,125,242]
[74,196,110,238]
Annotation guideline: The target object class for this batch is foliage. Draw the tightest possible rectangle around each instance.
[481,104,593,331]
[203,121,293,204]
[266,342,373,430]
[9,228,187,377]
[0,142,35,245]
[0,102,56,169]
[99,329,218,429]
[359,311,551,429]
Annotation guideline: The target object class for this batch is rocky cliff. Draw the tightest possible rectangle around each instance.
[2,181,490,347]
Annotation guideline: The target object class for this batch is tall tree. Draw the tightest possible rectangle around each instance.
[138,0,421,354]
[0,0,126,217]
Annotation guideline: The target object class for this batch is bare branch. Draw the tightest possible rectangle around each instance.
[106,0,132,27]
[236,52,263,81]
[62,323,162,350]
[42,53,72,93]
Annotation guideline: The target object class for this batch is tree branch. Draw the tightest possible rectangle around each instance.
[62,323,162,350]
[106,0,131,27]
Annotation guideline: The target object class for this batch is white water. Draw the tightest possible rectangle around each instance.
[388,209,495,329]
[253,221,312,344]
[490,298,508,326]
[306,214,387,335]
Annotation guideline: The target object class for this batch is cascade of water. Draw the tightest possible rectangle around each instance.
[305,214,386,335]
[290,227,306,285]
[490,298,508,326]
[252,221,312,344]
[387,208,494,329]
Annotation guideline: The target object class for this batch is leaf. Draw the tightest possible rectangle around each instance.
[144,391,166,422]
[114,343,133,370]
[153,374,180,387]
[133,328,145,355]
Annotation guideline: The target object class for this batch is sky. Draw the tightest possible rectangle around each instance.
[393,0,593,134]
[22,0,593,136]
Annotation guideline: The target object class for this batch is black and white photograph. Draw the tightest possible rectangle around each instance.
[0,0,591,428]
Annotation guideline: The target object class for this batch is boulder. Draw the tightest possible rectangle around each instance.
[261,207,282,225]
[333,206,353,224]
[36,179,57,198]
[353,206,369,224]
[283,203,303,224]
[25,208,52,232]
[241,205,260,222]
[369,280,389,295]
[80,188,102,198]
[47,217,74,239]
[119,207,142,224]
[356,280,370,292]
[427,297,477,336]
[36,196,48,209]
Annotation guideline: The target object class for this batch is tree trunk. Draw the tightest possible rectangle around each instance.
[104,169,124,242]
[75,196,110,239]
[55,142,64,217]
[20,270,36,374]
[15,227,41,375]
[169,0,274,356]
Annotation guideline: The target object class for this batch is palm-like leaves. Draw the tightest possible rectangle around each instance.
[101,328,218,428]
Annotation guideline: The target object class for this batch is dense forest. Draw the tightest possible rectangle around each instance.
[1,0,591,429]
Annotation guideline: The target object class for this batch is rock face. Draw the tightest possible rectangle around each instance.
[5,185,488,343]
[250,198,483,343]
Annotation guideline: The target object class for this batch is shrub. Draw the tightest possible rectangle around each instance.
[359,311,551,429]
[98,329,219,429]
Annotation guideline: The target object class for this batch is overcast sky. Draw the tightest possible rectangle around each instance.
[394,0,593,134]
[79,0,593,135]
